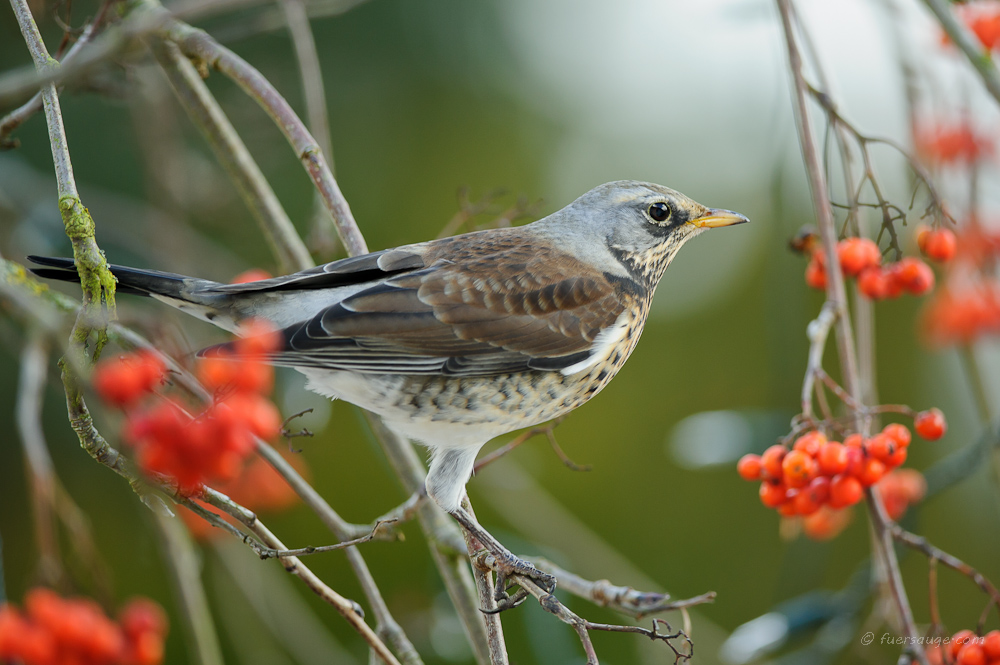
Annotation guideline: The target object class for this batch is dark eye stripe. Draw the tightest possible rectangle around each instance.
[648,202,671,223]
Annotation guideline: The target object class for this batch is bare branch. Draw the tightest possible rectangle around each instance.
[149,38,313,273]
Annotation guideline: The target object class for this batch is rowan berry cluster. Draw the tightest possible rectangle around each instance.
[922,221,1000,346]
[93,320,284,494]
[737,411,945,539]
[180,452,308,540]
[804,236,939,300]
[0,589,167,665]
[928,629,1000,665]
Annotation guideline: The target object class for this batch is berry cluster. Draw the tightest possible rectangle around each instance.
[737,411,945,539]
[915,121,995,166]
[0,589,167,665]
[928,629,1000,665]
[180,452,308,540]
[922,221,1000,346]
[804,237,937,300]
[93,320,284,494]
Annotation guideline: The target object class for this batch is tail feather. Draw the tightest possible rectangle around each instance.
[28,255,190,299]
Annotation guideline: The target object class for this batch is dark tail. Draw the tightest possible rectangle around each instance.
[28,256,190,298]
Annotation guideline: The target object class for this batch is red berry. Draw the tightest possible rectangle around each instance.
[817,442,849,476]
[777,497,799,517]
[843,433,864,448]
[737,454,763,481]
[782,450,818,488]
[951,630,977,659]
[982,630,1000,659]
[844,446,865,477]
[92,352,165,407]
[865,433,896,462]
[915,408,947,440]
[837,237,882,276]
[120,598,169,640]
[921,228,958,262]
[884,445,908,469]
[794,476,830,515]
[858,267,889,300]
[805,258,827,290]
[829,475,863,508]
[892,257,935,295]
[793,431,826,456]
[858,458,886,487]
[759,481,788,508]
[957,643,986,665]
[882,423,912,448]
[802,506,853,540]
[761,445,787,481]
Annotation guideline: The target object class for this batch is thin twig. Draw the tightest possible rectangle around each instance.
[16,336,61,585]
[1,10,104,149]
[149,38,313,273]
[279,0,340,258]
[801,302,837,420]
[245,521,402,665]
[150,2,368,256]
[890,524,1000,632]
[531,558,715,620]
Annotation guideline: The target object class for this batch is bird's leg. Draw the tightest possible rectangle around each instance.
[449,506,556,607]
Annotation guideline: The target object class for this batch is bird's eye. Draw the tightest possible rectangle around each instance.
[648,202,671,223]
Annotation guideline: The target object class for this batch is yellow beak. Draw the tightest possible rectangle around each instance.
[688,208,750,229]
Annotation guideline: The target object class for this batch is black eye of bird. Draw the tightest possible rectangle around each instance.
[648,202,671,223]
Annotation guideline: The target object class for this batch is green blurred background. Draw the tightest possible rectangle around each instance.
[1,0,998,663]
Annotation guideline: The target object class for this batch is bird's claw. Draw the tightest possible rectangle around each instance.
[492,552,556,604]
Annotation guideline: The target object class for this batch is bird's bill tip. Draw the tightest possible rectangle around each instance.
[688,209,750,229]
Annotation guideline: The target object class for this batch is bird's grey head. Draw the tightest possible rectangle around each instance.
[538,180,749,286]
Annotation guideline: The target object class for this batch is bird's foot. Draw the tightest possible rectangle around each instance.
[450,507,556,611]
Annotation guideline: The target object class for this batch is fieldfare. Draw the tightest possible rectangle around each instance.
[30,180,748,600]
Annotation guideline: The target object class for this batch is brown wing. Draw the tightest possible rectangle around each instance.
[265,230,628,376]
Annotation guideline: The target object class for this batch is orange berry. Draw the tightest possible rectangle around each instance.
[829,475,863,508]
[982,630,1000,659]
[761,445,787,481]
[883,423,912,448]
[951,630,977,659]
[843,433,864,448]
[858,267,890,300]
[922,228,958,262]
[957,644,987,665]
[777,497,799,517]
[794,477,829,515]
[793,431,826,456]
[803,505,853,540]
[858,458,886,486]
[805,258,827,290]
[844,445,865,477]
[120,598,168,640]
[883,445,908,469]
[759,481,788,508]
[865,433,896,462]
[837,237,882,276]
[915,408,947,440]
[737,454,763,481]
[817,442,848,476]
[893,257,935,295]
[93,352,165,407]
[782,450,817,488]
[127,629,166,665]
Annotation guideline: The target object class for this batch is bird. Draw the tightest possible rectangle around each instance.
[30,180,747,601]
